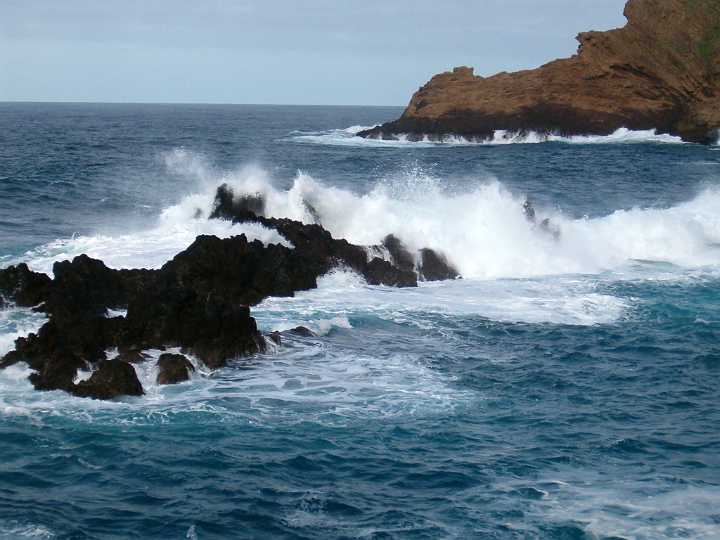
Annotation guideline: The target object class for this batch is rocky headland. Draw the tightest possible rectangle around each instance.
[0,185,459,400]
[359,0,720,144]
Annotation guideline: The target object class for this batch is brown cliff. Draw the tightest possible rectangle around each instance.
[359,0,720,144]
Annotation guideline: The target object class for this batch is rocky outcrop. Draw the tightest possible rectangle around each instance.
[379,234,459,282]
[381,234,415,274]
[210,184,419,288]
[286,326,316,338]
[0,185,436,399]
[212,185,459,284]
[0,263,52,307]
[72,360,144,400]
[156,353,195,385]
[0,241,269,396]
[360,0,720,144]
[419,249,460,282]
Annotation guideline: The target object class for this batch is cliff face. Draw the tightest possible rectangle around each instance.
[360,0,720,144]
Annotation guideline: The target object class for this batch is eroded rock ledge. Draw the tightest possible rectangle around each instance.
[359,0,720,144]
[0,184,458,399]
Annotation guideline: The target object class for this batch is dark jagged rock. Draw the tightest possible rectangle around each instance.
[163,234,319,306]
[0,180,460,399]
[1,313,125,393]
[117,349,150,364]
[1,316,123,371]
[286,326,316,338]
[49,255,127,317]
[156,353,195,385]
[184,300,265,369]
[268,332,282,345]
[210,184,418,288]
[360,0,720,145]
[29,354,89,392]
[374,235,463,282]
[121,282,265,369]
[365,257,417,287]
[71,360,144,399]
[382,234,415,273]
[47,255,154,319]
[419,249,460,282]
[0,263,52,307]
[210,183,266,221]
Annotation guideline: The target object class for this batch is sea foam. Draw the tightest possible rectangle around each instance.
[194,165,720,279]
[15,156,720,283]
[290,125,686,147]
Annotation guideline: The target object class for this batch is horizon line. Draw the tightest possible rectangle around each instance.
[0,99,405,108]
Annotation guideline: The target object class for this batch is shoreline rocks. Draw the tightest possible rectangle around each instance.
[156,353,195,385]
[72,360,144,400]
[359,0,720,144]
[0,183,453,400]
[210,184,419,288]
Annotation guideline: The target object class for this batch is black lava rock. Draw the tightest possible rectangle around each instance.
[71,360,144,399]
[156,353,195,385]
[418,249,460,281]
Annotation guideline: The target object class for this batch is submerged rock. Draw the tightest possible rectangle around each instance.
[359,0,720,144]
[71,360,144,399]
[156,353,195,385]
[523,199,561,240]
[286,326,316,337]
[523,200,537,223]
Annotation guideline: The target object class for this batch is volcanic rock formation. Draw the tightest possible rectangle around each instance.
[0,184,460,400]
[359,0,720,144]
[156,353,196,385]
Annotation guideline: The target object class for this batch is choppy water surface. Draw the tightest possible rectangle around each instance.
[1,103,719,539]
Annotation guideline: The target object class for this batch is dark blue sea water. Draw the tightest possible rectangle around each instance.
[1,103,719,539]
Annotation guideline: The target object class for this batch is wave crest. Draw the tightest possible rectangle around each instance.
[289,126,686,147]
[12,152,720,281]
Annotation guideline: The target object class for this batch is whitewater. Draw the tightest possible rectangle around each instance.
[16,154,720,280]
[0,103,718,540]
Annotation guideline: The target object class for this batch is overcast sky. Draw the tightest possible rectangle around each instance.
[1,0,627,105]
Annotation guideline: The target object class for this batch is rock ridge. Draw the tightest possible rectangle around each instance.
[0,184,460,400]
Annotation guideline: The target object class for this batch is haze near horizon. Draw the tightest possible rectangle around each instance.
[1,0,627,105]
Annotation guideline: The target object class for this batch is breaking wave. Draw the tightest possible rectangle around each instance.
[289,126,686,147]
[14,153,720,283]
[183,164,720,280]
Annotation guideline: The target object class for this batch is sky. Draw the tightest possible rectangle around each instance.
[1,0,628,106]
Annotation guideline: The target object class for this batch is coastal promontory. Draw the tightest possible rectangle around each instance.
[359,0,720,144]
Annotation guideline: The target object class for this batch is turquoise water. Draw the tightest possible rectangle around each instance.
[0,103,719,539]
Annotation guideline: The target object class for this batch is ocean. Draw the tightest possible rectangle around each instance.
[0,103,719,539]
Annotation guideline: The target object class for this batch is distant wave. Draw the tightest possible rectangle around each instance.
[288,126,687,147]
